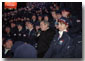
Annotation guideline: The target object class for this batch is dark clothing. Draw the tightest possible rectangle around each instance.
[44,32,75,58]
[37,28,56,58]
[73,35,82,58]
[2,46,13,58]
[30,20,37,27]
[25,29,37,45]
[14,29,26,42]
[14,44,37,58]
[3,32,11,38]
[10,27,17,41]
[49,19,56,28]
[68,17,82,38]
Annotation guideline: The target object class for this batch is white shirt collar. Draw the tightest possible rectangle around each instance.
[4,48,10,54]
[59,29,67,38]
[29,28,33,32]
[19,29,22,32]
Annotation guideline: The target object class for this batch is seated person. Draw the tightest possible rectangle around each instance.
[2,38,13,58]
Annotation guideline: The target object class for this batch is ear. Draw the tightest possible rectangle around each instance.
[66,24,68,29]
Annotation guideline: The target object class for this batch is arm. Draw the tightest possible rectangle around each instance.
[44,41,54,58]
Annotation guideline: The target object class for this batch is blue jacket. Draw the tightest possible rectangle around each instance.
[14,44,37,58]
[44,32,74,58]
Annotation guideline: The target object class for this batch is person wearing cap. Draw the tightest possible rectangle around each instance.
[37,21,56,58]
[61,8,82,58]
[4,26,11,38]
[54,10,62,30]
[10,22,17,41]
[15,23,26,42]
[51,11,57,28]
[36,15,42,27]
[31,15,37,27]
[25,21,36,46]
[61,8,71,18]
[44,15,49,22]
[38,15,42,22]
[44,17,74,58]
[2,39,13,58]
[51,10,61,29]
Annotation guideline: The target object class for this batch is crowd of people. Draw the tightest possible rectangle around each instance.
[2,2,82,58]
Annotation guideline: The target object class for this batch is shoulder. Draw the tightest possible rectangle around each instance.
[63,32,71,41]
[47,28,56,34]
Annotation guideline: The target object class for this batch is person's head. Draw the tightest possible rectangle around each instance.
[26,18,30,21]
[32,15,36,20]
[10,19,14,23]
[5,27,10,33]
[38,16,42,21]
[21,18,24,21]
[3,39,13,49]
[51,11,57,19]
[58,17,69,31]
[40,21,49,31]
[11,22,16,28]
[58,22,68,31]
[35,26,40,31]
[17,25,23,30]
[17,17,21,21]
[50,5,53,10]
[44,15,49,21]
[61,8,70,18]
[56,10,62,19]
[26,21,33,30]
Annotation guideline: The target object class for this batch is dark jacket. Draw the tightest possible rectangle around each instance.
[2,46,13,58]
[37,28,56,58]
[44,32,75,58]
[14,29,26,42]
[25,29,36,45]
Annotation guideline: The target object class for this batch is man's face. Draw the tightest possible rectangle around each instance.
[32,16,36,20]
[51,11,57,19]
[17,25,22,30]
[44,16,49,21]
[5,27,10,33]
[27,23,33,29]
[61,10,70,17]
[4,40,13,49]
[58,22,68,31]
[40,22,48,31]
[11,23,16,28]
[56,14,62,19]
[38,16,42,21]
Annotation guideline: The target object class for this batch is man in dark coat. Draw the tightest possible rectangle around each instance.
[2,38,13,58]
[15,23,26,42]
[25,21,36,46]
[37,21,56,58]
